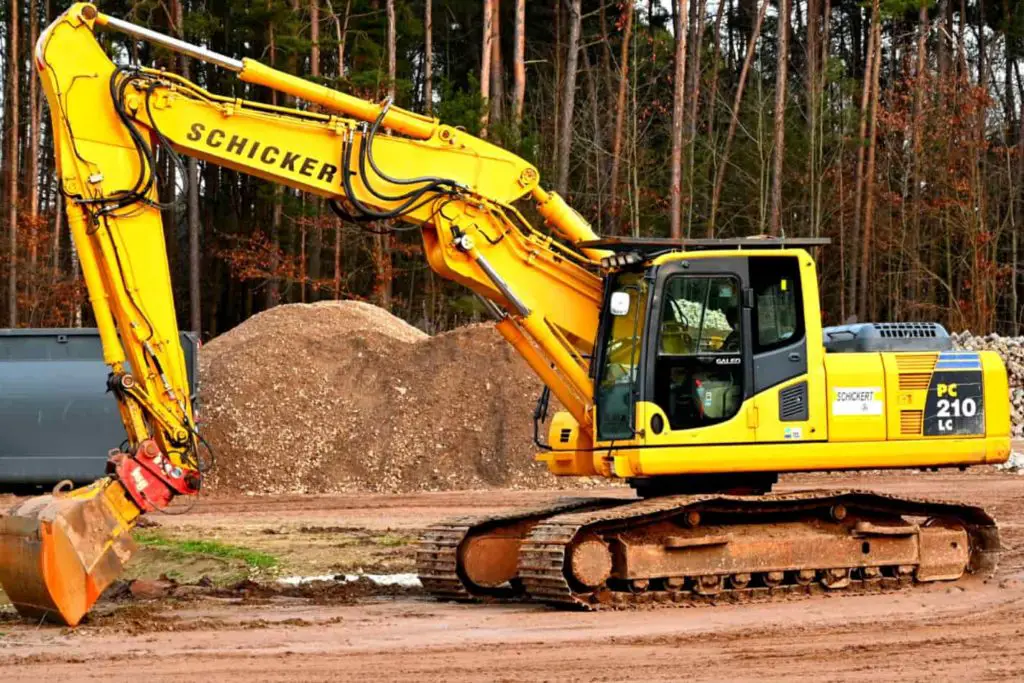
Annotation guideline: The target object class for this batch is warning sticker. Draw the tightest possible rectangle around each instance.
[832,387,883,416]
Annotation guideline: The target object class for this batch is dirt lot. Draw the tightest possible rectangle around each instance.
[3,469,1024,682]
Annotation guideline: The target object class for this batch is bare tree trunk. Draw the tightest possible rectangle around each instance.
[28,0,39,278]
[1004,0,1014,130]
[169,0,202,332]
[608,3,634,233]
[669,0,691,238]
[684,0,706,235]
[555,0,582,198]
[704,0,727,181]
[186,138,201,330]
[553,0,561,164]
[847,4,877,317]
[512,0,525,129]
[329,0,352,77]
[1010,29,1022,332]
[908,2,928,307]
[52,194,62,280]
[957,0,967,78]
[376,0,396,309]
[267,2,282,307]
[858,2,882,321]
[306,0,323,303]
[334,0,349,299]
[45,0,57,282]
[489,0,504,126]
[599,0,613,110]
[813,0,831,239]
[424,0,433,113]
[1015,61,1024,332]
[311,0,320,79]
[806,0,818,234]
[70,220,82,327]
[937,0,950,78]
[8,0,20,326]
[481,0,494,136]
[708,0,769,236]
[768,0,790,235]
[977,0,986,87]
[386,0,396,101]
[582,46,605,225]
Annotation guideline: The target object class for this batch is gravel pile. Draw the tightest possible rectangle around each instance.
[665,299,731,332]
[198,300,594,494]
[951,332,1024,436]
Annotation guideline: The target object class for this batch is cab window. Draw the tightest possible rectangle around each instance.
[653,276,742,431]
[750,256,803,352]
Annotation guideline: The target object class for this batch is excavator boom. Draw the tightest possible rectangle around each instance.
[0,3,609,624]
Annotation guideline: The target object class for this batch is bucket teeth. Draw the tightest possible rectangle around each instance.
[0,478,140,626]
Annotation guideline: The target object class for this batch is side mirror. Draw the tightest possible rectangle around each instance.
[610,291,631,316]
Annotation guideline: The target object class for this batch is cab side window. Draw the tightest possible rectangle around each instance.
[750,256,803,353]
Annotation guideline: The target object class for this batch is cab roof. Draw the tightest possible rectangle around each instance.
[580,236,829,269]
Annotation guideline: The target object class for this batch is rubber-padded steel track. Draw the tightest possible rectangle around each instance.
[416,497,619,601]
[517,490,999,609]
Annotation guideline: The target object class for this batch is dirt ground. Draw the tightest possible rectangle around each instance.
[3,469,1024,682]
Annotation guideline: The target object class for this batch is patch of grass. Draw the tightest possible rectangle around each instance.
[134,531,278,570]
[373,533,415,548]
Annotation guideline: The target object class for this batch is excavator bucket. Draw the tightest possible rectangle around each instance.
[0,477,140,626]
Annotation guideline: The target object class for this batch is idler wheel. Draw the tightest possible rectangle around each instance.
[569,537,613,589]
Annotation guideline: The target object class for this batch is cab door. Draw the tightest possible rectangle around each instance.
[747,255,820,443]
[638,258,756,445]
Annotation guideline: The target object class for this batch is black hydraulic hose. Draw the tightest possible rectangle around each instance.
[356,128,440,203]
[143,84,189,211]
[77,68,188,217]
[364,103,455,187]
[340,134,452,220]
[74,68,152,210]
[354,118,462,205]
[327,199,395,235]
[328,199,378,224]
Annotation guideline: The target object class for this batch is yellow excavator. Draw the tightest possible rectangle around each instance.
[0,3,1011,624]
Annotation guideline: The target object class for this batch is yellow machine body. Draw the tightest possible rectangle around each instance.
[0,3,1011,625]
[540,249,1010,479]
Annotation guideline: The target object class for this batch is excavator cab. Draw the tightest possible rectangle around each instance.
[590,238,819,454]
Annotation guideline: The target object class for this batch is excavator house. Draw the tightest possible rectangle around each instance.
[0,3,1011,624]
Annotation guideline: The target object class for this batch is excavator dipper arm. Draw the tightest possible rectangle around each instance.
[0,3,607,625]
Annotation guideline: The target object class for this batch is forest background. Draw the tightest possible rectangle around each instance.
[0,0,1020,338]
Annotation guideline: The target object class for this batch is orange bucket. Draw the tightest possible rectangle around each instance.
[0,478,139,626]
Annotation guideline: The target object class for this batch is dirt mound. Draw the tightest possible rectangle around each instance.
[199,301,588,494]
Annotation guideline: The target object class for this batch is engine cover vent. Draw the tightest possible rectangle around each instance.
[900,410,924,435]
[779,382,809,422]
[823,322,952,353]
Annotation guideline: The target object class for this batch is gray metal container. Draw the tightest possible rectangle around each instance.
[0,329,199,486]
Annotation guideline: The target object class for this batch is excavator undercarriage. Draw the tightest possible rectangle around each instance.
[416,490,999,609]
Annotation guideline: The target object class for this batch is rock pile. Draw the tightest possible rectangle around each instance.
[951,332,1024,436]
[198,300,593,494]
